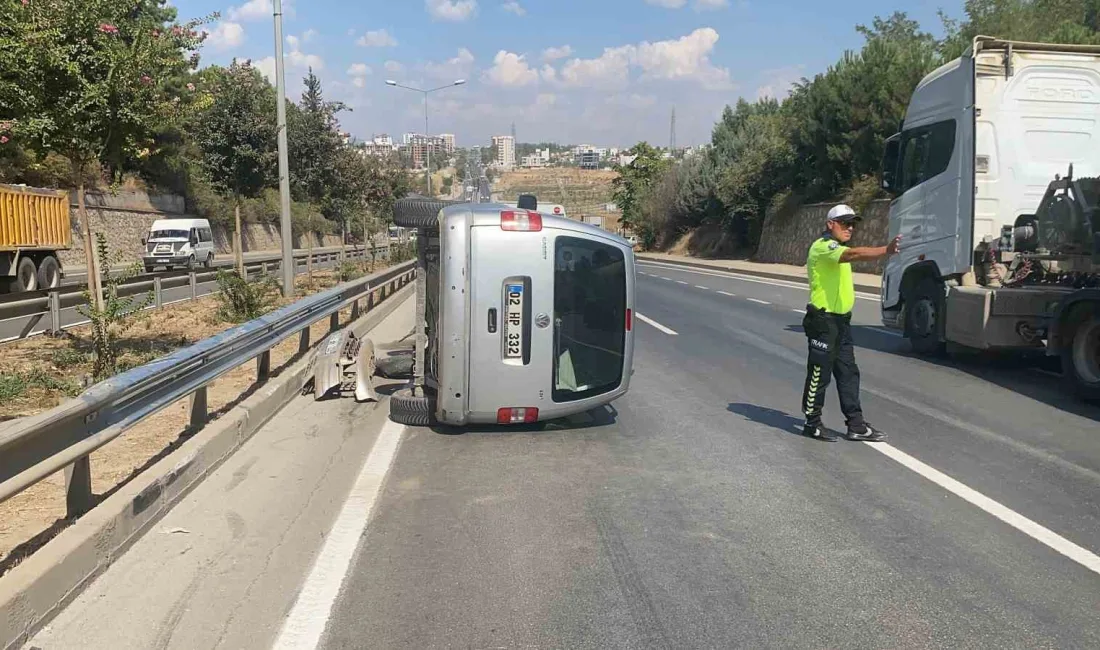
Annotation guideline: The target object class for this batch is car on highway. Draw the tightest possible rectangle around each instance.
[388,196,635,427]
[141,218,215,272]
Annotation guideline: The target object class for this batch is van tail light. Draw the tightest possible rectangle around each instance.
[626,308,632,331]
[501,211,542,232]
[497,407,539,424]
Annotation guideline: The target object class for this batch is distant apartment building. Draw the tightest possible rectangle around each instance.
[439,133,456,153]
[402,134,446,169]
[360,134,398,158]
[577,149,601,170]
[492,135,516,170]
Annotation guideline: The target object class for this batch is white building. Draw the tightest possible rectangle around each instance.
[492,135,516,170]
[439,133,456,153]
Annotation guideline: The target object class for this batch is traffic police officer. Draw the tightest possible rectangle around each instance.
[801,204,901,442]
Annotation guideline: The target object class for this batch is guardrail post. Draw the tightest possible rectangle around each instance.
[257,350,271,382]
[351,298,360,320]
[154,276,163,309]
[366,288,375,311]
[329,312,340,333]
[190,386,207,432]
[65,456,94,517]
[261,262,268,276]
[190,271,197,300]
[298,327,310,355]
[49,290,62,336]
[242,265,249,282]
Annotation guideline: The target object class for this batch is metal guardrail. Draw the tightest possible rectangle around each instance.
[0,245,394,343]
[0,259,417,516]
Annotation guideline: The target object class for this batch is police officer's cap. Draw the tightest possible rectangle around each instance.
[826,204,862,224]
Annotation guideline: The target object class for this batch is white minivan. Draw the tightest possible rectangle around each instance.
[388,197,635,427]
[142,218,216,272]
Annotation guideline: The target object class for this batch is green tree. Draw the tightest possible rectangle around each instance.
[0,0,209,307]
[612,142,671,243]
[192,60,277,273]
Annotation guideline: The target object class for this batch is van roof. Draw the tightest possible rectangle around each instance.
[151,218,210,230]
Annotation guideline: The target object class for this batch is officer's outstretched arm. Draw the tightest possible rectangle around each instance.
[839,236,901,263]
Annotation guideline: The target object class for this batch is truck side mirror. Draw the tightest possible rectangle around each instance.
[881,135,901,195]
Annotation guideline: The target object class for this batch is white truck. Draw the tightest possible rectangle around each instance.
[881,37,1100,400]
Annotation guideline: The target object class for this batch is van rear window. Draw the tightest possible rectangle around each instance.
[552,236,626,402]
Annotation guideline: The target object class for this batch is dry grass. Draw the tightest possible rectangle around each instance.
[496,168,622,233]
[0,261,385,575]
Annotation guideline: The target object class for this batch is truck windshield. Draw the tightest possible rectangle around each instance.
[552,236,626,402]
[150,229,189,239]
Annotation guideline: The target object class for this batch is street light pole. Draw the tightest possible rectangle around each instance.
[386,80,465,198]
[273,0,295,297]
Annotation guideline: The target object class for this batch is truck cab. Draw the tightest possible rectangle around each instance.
[880,37,1100,399]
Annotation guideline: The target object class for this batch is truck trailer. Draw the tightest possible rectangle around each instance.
[0,184,70,293]
[880,37,1100,400]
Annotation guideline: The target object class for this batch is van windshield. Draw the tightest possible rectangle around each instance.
[552,236,626,402]
[150,229,189,240]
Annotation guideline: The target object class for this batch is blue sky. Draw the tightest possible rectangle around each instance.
[179,0,964,148]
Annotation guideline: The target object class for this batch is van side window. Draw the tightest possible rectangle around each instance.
[190,228,198,242]
[201,228,212,242]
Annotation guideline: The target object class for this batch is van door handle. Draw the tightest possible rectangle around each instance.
[488,308,497,333]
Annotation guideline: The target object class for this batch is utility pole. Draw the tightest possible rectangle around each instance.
[273,0,295,298]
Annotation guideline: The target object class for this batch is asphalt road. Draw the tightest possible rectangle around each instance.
[26,262,1100,649]
[0,248,388,343]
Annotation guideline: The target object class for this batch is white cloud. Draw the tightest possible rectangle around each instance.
[302,28,318,42]
[357,29,397,47]
[204,21,245,51]
[554,28,732,90]
[756,64,805,100]
[226,0,294,22]
[347,63,371,76]
[694,0,728,8]
[542,45,572,62]
[426,0,478,21]
[425,48,476,80]
[540,64,558,83]
[351,77,366,88]
[384,60,405,74]
[502,1,525,15]
[645,0,687,7]
[482,50,538,87]
[286,34,299,50]
[536,93,557,107]
[254,56,276,82]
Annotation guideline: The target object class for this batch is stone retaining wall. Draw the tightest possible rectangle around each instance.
[755,199,891,274]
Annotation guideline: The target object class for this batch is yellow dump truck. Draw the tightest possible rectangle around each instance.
[0,183,71,293]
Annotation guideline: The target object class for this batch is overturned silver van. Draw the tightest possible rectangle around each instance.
[389,198,635,427]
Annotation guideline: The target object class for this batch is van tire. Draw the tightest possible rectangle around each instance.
[389,388,436,426]
[393,198,450,229]
[204,254,213,269]
[36,255,61,289]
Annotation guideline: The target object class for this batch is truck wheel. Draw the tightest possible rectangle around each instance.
[393,198,450,229]
[36,255,61,289]
[1061,306,1100,401]
[904,277,946,355]
[12,257,38,292]
[389,388,436,426]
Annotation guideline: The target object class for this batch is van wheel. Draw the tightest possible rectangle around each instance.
[393,198,451,229]
[1061,305,1100,401]
[389,388,436,426]
[204,254,213,269]
[904,277,946,355]
[36,255,61,289]
[12,257,38,292]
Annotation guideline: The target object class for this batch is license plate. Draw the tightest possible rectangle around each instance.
[156,259,169,264]
[504,283,524,359]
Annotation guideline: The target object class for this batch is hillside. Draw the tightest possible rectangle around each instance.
[495,168,621,232]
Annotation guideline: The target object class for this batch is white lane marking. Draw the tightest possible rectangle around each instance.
[676,280,689,285]
[659,276,672,281]
[273,419,406,650]
[747,298,771,305]
[694,285,710,290]
[717,291,735,297]
[866,442,1100,577]
[792,308,807,314]
[637,261,879,301]
[636,313,678,336]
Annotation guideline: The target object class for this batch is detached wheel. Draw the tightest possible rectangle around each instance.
[186,255,196,271]
[904,277,946,355]
[12,257,38,292]
[36,255,61,289]
[389,388,436,426]
[393,198,451,229]
[1061,305,1100,401]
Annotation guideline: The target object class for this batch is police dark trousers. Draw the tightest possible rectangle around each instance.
[801,305,864,430]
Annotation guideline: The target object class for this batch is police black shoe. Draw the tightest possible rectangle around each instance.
[803,423,837,442]
[846,423,886,442]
